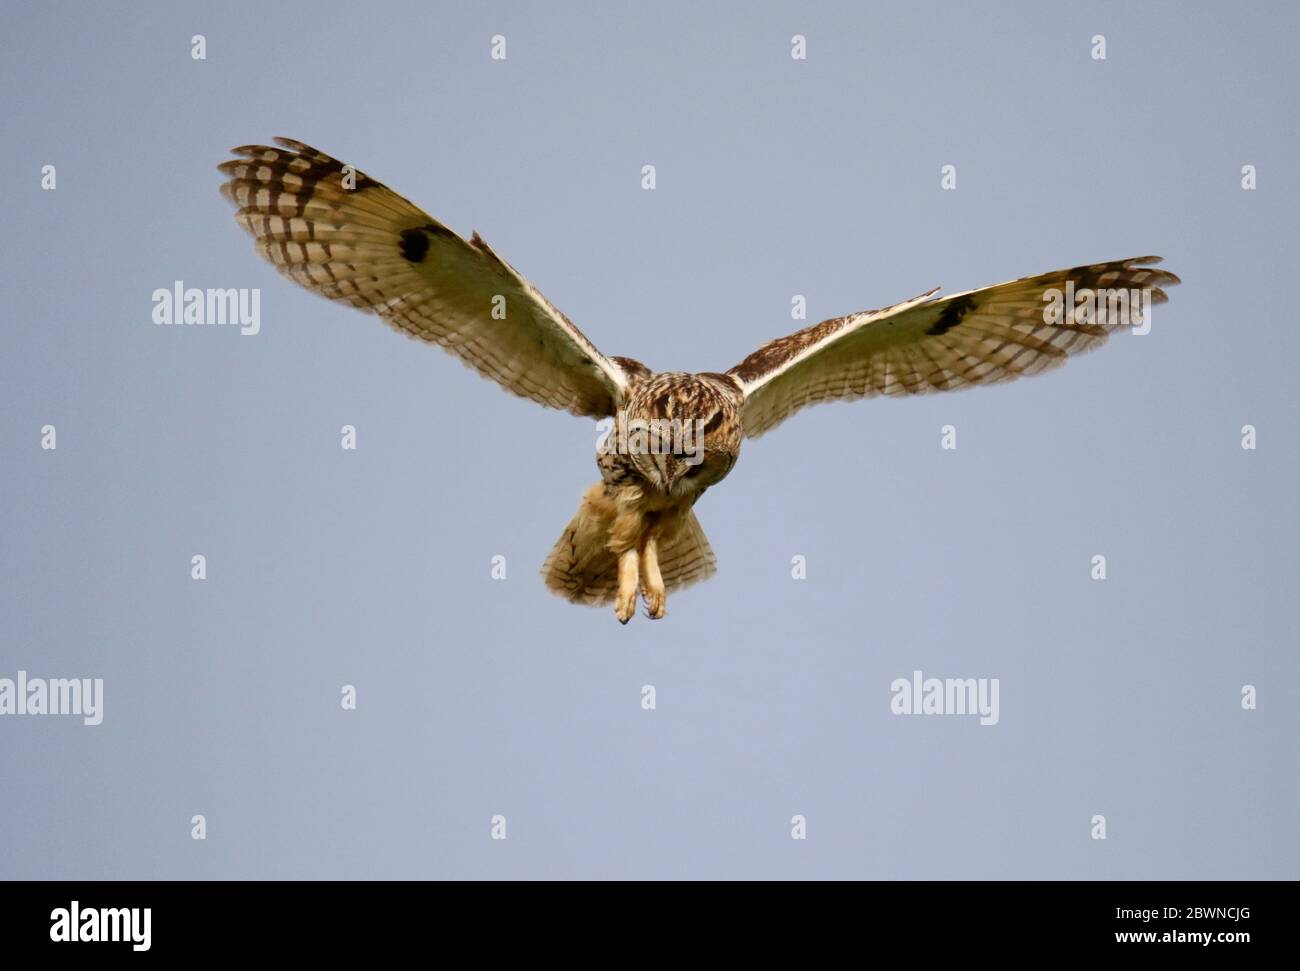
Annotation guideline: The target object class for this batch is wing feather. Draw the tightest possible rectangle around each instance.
[729,257,1179,438]
[219,138,635,418]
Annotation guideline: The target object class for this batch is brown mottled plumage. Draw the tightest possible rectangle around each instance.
[219,138,1180,623]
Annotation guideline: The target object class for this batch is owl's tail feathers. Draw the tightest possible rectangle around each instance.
[542,484,621,605]
[656,509,717,593]
[541,484,718,606]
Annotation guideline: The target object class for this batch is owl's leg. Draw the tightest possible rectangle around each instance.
[615,547,640,624]
[639,533,666,619]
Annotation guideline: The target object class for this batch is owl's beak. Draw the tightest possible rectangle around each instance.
[660,454,680,488]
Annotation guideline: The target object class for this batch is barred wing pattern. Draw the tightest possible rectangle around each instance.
[219,138,633,418]
[730,257,1180,438]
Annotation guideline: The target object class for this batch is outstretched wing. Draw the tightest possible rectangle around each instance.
[728,257,1179,438]
[219,137,636,418]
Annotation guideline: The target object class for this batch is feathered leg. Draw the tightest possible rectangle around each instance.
[640,534,666,619]
[615,548,640,624]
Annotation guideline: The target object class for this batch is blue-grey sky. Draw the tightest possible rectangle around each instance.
[1,0,1296,879]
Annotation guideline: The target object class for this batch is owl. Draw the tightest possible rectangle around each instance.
[219,138,1178,623]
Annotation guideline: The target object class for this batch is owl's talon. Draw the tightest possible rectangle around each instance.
[641,587,666,619]
[615,589,637,624]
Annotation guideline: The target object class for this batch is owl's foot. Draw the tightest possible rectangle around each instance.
[641,587,666,620]
[615,586,637,624]
[639,534,666,619]
[615,547,640,624]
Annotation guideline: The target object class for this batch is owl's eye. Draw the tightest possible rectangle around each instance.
[703,411,725,435]
[684,461,708,478]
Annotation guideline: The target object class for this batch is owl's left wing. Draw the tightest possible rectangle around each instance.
[219,138,636,418]
[728,256,1179,438]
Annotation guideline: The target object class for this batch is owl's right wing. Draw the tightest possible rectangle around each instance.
[219,138,638,419]
[728,257,1179,438]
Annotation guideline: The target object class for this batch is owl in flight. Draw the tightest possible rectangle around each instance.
[219,138,1178,623]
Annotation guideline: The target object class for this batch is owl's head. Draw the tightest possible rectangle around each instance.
[615,373,742,497]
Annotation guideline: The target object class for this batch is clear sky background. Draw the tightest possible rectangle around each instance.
[1,0,1296,878]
